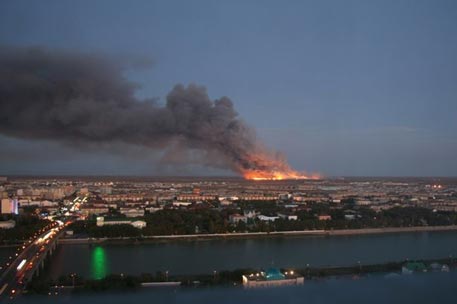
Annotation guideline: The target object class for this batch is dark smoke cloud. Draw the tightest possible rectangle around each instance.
[0,46,273,174]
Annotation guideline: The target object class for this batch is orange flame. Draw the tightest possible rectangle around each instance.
[238,152,320,181]
[243,169,320,180]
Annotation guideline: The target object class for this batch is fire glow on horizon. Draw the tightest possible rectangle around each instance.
[237,152,320,181]
[0,47,321,179]
[242,170,321,181]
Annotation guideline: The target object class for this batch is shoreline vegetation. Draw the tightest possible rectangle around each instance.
[4,205,457,247]
[27,256,457,295]
[57,205,457,245]
[57,225,457,245]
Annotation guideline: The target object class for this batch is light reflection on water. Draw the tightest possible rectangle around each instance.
[46,231,457,279]
[91,246,107,279]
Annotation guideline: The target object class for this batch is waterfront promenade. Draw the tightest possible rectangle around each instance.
[58,225,457,244]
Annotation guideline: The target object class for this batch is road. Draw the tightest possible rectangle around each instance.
[0,221,65,301]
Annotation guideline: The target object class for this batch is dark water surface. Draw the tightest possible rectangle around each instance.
[16,272,457,304]
[46,231,457,279]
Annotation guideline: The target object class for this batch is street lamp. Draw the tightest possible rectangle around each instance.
[70,273,76,287]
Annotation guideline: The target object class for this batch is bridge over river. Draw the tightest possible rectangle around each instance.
[0,221,67,301]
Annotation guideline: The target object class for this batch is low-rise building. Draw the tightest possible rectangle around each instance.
[146,206,162,213]
[239,195,277,201]
[257,215,279,222]
[176,194,216,201]
[356,199,372,206]
[80,206,109,216]
[96,217,147,229]
[172,201,192,207]
[242,268,304,288]
[318,214,332,221]
[20,200,58,207]
[0,220,15,229]
[278,213,298,221]
[120,208,145,218]
[229,214,247,224]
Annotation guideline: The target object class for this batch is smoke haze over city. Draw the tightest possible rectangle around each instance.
[1,0,457,176]
[0,46,315,179]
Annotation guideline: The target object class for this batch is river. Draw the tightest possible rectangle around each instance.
[13,271,457,304]
[43,230,457,279]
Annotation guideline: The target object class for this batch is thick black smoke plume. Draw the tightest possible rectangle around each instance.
[0,46,282,175]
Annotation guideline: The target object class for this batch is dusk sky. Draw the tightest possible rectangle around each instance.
[1,0,456,177]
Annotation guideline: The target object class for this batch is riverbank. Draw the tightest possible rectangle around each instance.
[57,225,457,245]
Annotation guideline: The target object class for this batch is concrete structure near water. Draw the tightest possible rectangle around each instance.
[242,268,304,288]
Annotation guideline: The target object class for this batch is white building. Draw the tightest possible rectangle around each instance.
[257,215,279,222]
[172,201,192,207]
[278,213,298,220]
[19,200,58,207]
[146,206,162,213]
[96,217,147,229]
[120,208,145,218]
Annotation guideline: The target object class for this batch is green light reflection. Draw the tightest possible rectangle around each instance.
[91,246,107,279]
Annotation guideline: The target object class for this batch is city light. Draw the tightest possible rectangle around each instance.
[16,259,27,271]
